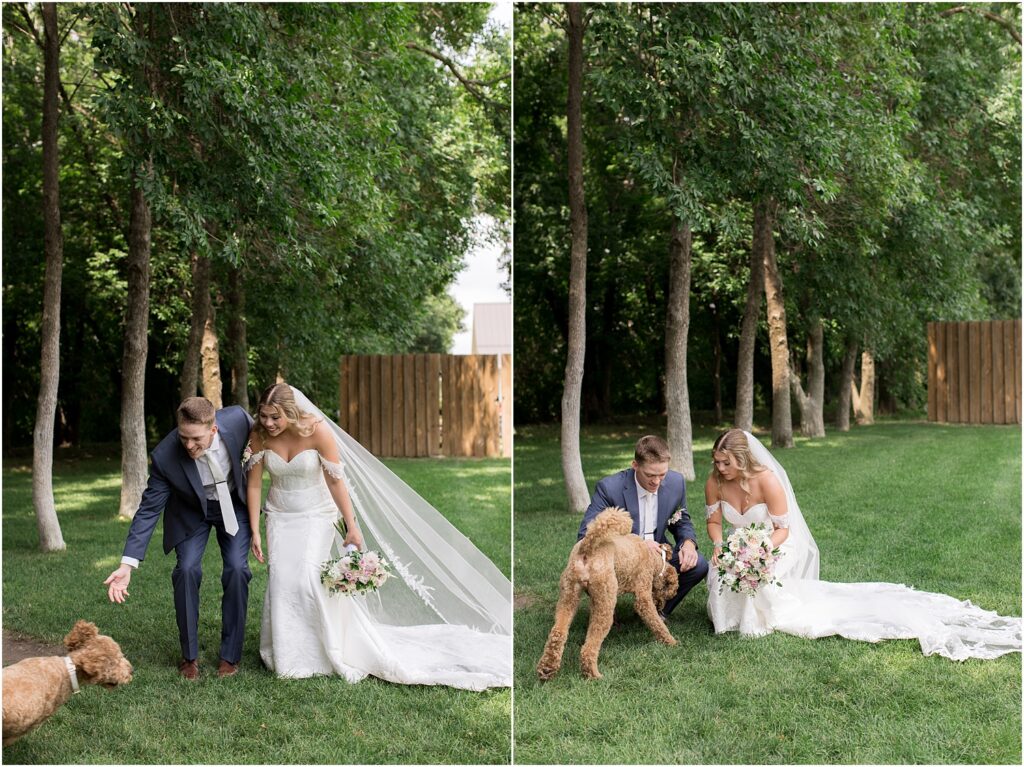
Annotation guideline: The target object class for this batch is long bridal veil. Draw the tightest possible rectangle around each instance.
[291,387,511,683]
[743,430,820,581]
[739,430,1021,661]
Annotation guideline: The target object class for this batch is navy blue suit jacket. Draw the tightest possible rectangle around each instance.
[577,468,697,558]
[123,406,253,560]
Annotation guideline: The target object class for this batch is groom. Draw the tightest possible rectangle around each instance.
[103,397,254,679]
[578,434,708,618]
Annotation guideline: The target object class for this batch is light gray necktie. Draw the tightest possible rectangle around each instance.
[203,450,238,536]
[643,492,656,540]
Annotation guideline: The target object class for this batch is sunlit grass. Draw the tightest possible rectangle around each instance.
[513,422,1021,764]
[2,453,511,765]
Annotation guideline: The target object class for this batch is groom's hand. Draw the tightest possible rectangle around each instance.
[678,540,698,572]
[104,564,133,604]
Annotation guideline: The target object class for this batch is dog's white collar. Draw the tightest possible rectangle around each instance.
[63,656,80,694]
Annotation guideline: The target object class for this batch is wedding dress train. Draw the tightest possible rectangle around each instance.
[248,388,511,689]
[706,434,1021,662]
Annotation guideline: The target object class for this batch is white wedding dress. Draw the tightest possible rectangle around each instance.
[249,443,511,689]
[706,434,1021,662]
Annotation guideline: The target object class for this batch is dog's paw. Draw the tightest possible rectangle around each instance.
[661,634,678,646]
[536,662,560,681]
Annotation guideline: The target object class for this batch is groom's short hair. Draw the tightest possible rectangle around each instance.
[634,435,671,465]
[177,397,216,426]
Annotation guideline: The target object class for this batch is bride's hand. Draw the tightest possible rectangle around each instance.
[711,547,721,567]
[344,528,364,551]
[251,534,265,564]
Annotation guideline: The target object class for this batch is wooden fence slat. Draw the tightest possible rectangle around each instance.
[927,323,937,422]
[461,357,476,456]
[348,356,360,441]
[369,355,381,456]
[969,322,982,423]
[339,356,349,433]
[358,356,371,444]
[992,322,1005,424]
[402,355,415,457]
[981,321,993,424]
[414,354,427,457]
[392,355,404,456]
[428,354,441,456]
[957,322,970,423]
[380,356,393,457]
[1004,320,1016,425]
[935,324,947,423]
[500,354,512,458]
[1011,317,1019,423]
[946,323,960,422]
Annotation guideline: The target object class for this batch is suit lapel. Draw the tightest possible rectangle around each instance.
[216,413,245,504]
[623,470,641,536]
[178,440,207,513]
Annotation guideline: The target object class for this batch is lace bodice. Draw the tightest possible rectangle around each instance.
[706,500,788,529]
[246,449,345,513]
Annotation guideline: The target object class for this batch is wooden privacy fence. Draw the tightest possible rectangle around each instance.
[928,320,1021,424]
[338,354,512,458]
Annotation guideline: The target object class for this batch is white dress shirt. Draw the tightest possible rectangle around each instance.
[636,477,658,541]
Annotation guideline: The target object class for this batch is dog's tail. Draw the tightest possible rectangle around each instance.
[578,507,633,559]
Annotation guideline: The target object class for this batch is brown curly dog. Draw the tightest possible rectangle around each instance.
[537,507,678,680]
[3,620,133,746]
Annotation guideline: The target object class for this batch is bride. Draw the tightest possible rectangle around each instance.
[704,429,1020,661]
[244,383,511,689]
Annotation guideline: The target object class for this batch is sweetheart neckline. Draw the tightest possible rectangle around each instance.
[718,499,768,517]
[265,447,319,464]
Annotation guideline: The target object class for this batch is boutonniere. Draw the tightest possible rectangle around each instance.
[667,506,685,525]
[241,440,253,466]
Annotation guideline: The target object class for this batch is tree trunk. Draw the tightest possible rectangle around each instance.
[32,2,66,552]
[200,300,223,410]
[665,216,694,480]
[560,2,590,513]
[228,264,249,410]
[852,349,875,425]
[836,339,857,431]
[789,318,825,438]
[711,296,723,425]
[760,199,793,448]
[118,164,152,520]
[734,199,767,432]
[179,251,209,400]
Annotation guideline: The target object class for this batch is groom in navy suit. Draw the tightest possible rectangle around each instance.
[104,397,254,679]
[578,435,709,618]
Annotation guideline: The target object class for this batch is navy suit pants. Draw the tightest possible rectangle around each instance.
[171,499,252,663]
[663,549,709,617]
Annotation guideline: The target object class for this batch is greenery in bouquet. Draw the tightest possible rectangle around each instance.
[716,523,782,596]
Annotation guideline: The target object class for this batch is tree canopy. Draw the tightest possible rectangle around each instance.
[3,2,510,446]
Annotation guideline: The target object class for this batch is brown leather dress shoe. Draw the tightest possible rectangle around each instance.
[217,659,239,678]
[178,659,199,680]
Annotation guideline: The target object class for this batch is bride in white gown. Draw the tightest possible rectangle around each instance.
[244,383,511,689]
[704,429,1020,661]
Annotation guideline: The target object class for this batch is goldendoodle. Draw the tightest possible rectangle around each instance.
[537,507,678,680]
[3,620,133,746]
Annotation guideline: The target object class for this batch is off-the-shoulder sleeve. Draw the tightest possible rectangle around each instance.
[705,501,721,519]
[243,450,265,472]
[769,511,790,529]
[319,455,345,480]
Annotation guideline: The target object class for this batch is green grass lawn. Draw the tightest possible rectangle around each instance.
[513,421,1022,764]
[2,450,511,765]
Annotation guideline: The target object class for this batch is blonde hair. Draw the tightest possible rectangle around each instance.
[254,383,318,441]
[710,429,766,499]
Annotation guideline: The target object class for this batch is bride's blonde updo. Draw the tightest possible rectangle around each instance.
[254,382,319,441]
[711,428,767,498]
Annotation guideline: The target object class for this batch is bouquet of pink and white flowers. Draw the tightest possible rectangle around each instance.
[715,523,782,596]
[320,521,392,596]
